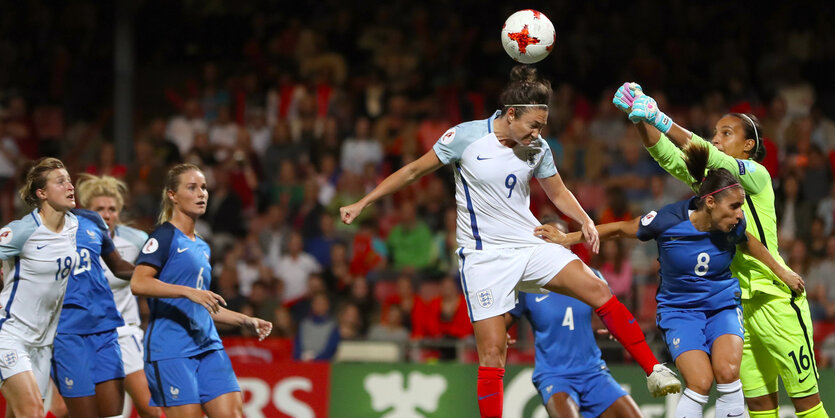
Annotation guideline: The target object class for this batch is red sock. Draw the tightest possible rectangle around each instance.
[477,366,504,418]
[46,413,57,418]
[595,295,658,375]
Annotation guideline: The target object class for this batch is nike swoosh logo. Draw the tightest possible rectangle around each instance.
[177,248,188,253]
[478,392,498,400]
[799,372,812,383]
[476,156,491,160]
[37,244,49,249]
[727,413,744,417]
[535,295,548,302]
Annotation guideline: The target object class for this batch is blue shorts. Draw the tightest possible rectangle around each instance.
[534,366,628,418]
[145,349,240,407]
[52,329,125,398]
[657,305,745,361]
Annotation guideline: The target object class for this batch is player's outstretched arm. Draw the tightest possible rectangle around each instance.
[214,307,273,341]
[130,264,227,314]
[534,217,639,246]
[340,149,444,225]
[538,173,600,253]
[740,232,805,293]
[102,248,135,280]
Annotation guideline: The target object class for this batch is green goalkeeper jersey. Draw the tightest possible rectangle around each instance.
[647,134,791,299]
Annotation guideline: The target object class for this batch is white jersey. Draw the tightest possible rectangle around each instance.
[105,225,147,336]
[0,209,78,346]
[433,111,558,250]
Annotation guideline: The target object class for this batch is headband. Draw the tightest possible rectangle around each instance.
[738,114,759,157]
[504,104,549,107]
[702,183,741,198]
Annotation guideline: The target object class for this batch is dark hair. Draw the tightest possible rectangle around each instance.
[19,157,67,208]
[728,113,766,162]
[499,65,552,116]
[683,142,742,209]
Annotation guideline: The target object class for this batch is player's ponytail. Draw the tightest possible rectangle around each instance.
[729,113,766,162]
[158,163,203,225]
[683,142,741,208]
[75,173,128,212]
[18,157,67,208]
[500,65,551,116]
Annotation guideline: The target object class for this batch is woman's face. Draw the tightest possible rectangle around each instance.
[170,170,208,219]
[89,196,120,231]
[711,115,755,160]
[507,107,548,146]
[39,169,75,211]
[707,187,745,233]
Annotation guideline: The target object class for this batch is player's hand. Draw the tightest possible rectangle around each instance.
[779,270,805,294]
[339,202,365,225]
[612,82,642,113]
[596,329,615,340]
[581,220,600,254]
[187,289,227,314]
[246,317,274,341]
[533,224,570,245]
[629,95,673,133]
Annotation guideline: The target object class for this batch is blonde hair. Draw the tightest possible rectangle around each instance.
[18,157,67,208]
[75,173,128,211]
[158,163,203,225]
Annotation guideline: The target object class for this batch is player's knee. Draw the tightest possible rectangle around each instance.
[479,344,506,367]
[137,406,163,418]
[685,375,713,395]
[582,274,612,308]
[11,399,45,418]
[713,362,740,384]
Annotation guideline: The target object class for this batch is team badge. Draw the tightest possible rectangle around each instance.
[440,128,456,145]
[1,350,17,367]
[477,289,494,308]
[64,377,74,390]
[641,211,657,226]
[170,386,180,400]
[86,229,96,238]
[672,337,680,349]
[142,238,159,254]
[525,149,541,167]
[0,227,12,245]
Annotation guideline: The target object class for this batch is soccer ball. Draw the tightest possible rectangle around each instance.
[501,10,556,64]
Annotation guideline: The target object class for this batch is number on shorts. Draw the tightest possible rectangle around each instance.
[505,174,517,198]
[196,267,205,290]
[694,252,710,276]
[73,249,91,275]
[562,307,574,330]
[788,346,812,373]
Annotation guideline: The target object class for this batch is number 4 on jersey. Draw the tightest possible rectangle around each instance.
[562,306,574,330]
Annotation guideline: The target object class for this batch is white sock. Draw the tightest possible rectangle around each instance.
[715,380,744,417]
[676,388,708,418]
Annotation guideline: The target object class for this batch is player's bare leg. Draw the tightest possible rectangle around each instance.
[545,392,580,418]
[162,404,204,418]
[202,391,243,418]
[125,370,163,418]
[675,350,714,417]
[710,335,745,418]
[95,378,125,416]
[599,395,642,418]
[473,316,508,417]
[1,371,45,418]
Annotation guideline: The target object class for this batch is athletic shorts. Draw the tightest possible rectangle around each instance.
[118,325,146,375]
[534,366,628,418]
[0,335,52,398]
[457,243,579,322]
[52,329,125,398]
[656,305,744,361]
[741,292,819,398]
[145,349,240,407]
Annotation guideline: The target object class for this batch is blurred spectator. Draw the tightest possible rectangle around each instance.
[0,119,20,223]
[368,304,409,344]
[776,174,813,246]
[349,220,387,277]
[209,106,239,162]
[596,240,633,306]
[345,276,376,335]
[84,142,127,178]
[262,120,299,183]
[247,108,272,155]
[341,117,383,175]
[816,183,835,236]
[305,213,339,268]
[435,276,474,339]
[387,200,435,271]
[807,235,835,321]
[205,168,246,240]
[258,204,290,267]
[269,161,304,210]
[249,279,282,323]
[606,139,657,201]
[145,117,182,167]
[274,231,322,304]
[290,273,329,323]
[271,306,295,339]
[166,98,207,156]
[294,292,339,361]
[598,186,632,224]
[337,302,364,339]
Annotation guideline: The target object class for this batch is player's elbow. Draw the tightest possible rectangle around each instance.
[130,276,148,296]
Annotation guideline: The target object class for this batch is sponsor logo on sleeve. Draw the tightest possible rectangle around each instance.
[0,227,12,245]
[641,211,657,226]
[142,238,159,254]
[440,128,456,145]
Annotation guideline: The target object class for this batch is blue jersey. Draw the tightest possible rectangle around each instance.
[509,285,607,383]
[58,209,123,334]
[136,223,222,361]
[637,198,747,311]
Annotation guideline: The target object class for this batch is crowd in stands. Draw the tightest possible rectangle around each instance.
[1,1,835,364]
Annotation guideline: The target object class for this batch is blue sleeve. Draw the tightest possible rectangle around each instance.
[508,294,528,318]
[316,327,341,360]
[533,139,558,179]
[135,224,174,271]
[0,219,37,260]
[636,210,663,242]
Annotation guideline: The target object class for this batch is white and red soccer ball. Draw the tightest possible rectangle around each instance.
[501,9,556,64]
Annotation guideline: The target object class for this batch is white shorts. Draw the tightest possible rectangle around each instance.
[0,336,52,398]
[118,325,146,375]
[457,243,579,321]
